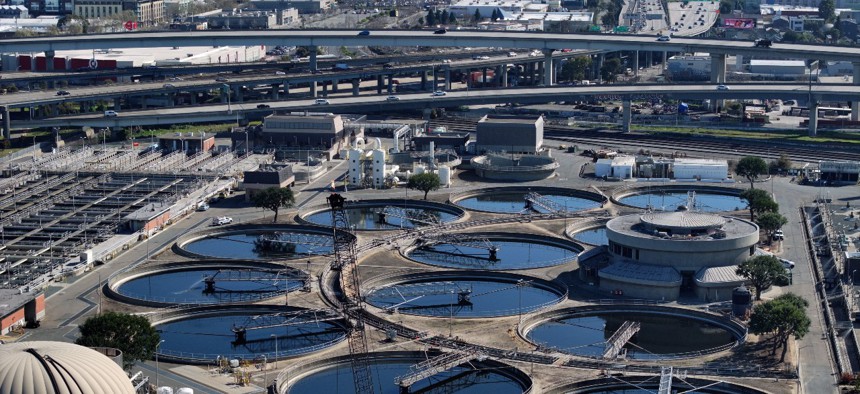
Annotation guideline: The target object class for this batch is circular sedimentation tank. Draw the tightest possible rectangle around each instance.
[364,272,566,318]
[612,185,745,212]
[521,306,745,360]
[452,187,603,214]
[570,227,608,246]
[174,224,342,260]
[405,232,582,270]
[152,306,348,364]
[546,376,767,394]
[108,262,307,306]
[284,351,532,394]
[300,199,465,230]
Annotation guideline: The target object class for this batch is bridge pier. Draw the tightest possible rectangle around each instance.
[543,49,554,86]
[633,51,639,77]
[234,85,243,102]
[711,54,727,112]
[113,98,121,111]
[377,75,384,94]
[809,102,818,136]
[352,79,360,96]
[309,46,318,72]
[482,68,488,86]
[271,83,280,100]
[1,106,10,140]
[321,80,328,97]
[646,51,653,68]
[45,50,55,89]
[387,74,394,94]
[284,83,290,96]
[432,68,439,91]
[310,81,317,97]
[661,51,667,70]
[331,79,339,93]
[622,100,632,133]
[421,72,427,90]
[596,54,604,83]
[444,69,451,91]
[500,66,508,87]
[190,93,197,105]
[853,62,860,121]
[536,61,543,85]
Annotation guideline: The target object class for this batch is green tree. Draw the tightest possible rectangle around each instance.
[407,173,441,200]
[295,46,311,58]
[560,56,592,82]
[782,30,800,42]
[441,10,449,24]
[741,188,779,221]
[736,255,787,300]
[426,9,436,25]
[736,156,768,189]
[749,293,811,361]
[75,311,161,370]
[448,13,457,24]
[600,57,623,82]
[756,211,788,239]
[719,0,733,14]
[769,154,792,174]
[818,0,836,21]
[251,187,295,222]
[473,9,482,22]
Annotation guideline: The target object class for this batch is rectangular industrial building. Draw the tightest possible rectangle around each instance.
[262,113,347,148]
[595,156,636,179]
[672,158,728,180]
[1,291,44,335]
[475,114,543,154]
[243,165,295,201]
[819,160,860,183]
[749,60,807,75]
[158,132,216,153]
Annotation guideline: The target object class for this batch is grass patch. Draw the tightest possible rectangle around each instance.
[0,148,23,158]
[633,124,860,145]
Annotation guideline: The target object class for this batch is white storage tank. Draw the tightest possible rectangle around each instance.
[414,164,426,175]
[347,149,363,185]
[157,388,173,394]
[438,166,451,186]
[372,149,386,188]
[176,389,194,394]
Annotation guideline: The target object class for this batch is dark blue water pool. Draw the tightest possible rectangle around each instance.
[366,279,563,318]
[116,269,303,304]
[618,192,745,212]
[183,232,333,259]
[572,228,608,246]
[456,192,601,214]
[408,240,579,270]
[289,361,525,394]
[305,206,459,230]
[157,313,347,360]
[526,312,736,360]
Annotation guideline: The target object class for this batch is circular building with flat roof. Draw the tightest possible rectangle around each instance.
[591,209,759,301]
[0,341,135,394]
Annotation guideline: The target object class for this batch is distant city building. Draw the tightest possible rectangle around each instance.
[594,156,729,180]
[447,0,532,17]
[0,15,59,36]
[9,0,72,16]
[749,59,807,75]
[759,0,860,9]
[666,55,711,81]
[247,0,332,14]
[203,8,297,29]
[507,11,594,32]
[243,164,295,201]
[475,114,544,154]
[0,5,29,18]
[73,0,165,24]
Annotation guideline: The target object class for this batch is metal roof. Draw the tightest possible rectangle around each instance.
[640,211,726,230]
[694,265,746,286]
[598,261,682,286]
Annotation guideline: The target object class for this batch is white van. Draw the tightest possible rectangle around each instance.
[104,110,118,117]
[314,99,330,105]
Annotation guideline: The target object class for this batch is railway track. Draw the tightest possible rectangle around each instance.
[427,117,860,163]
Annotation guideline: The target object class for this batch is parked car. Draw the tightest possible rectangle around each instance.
[779,258,795,269]
[772,229,784,240]
[432,91,447,96]
[56,90,70,96]
[197,203,210,211]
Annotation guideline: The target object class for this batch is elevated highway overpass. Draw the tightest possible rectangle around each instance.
[17,83,855,134]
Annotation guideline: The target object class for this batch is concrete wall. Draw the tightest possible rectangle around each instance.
[695,283,743,302]
[598,277,680,301]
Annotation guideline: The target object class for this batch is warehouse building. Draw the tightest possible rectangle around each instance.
[475,114,544,154]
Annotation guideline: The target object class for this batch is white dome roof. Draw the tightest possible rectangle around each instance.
[0,341,134,394]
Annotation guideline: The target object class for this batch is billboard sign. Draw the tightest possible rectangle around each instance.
[723,18,755,29]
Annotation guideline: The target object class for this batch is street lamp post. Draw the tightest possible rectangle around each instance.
[155,340,165,388]
[270,334,278,370]
[853,269,858,285]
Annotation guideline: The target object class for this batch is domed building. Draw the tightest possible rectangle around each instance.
[0,341,134,394]
[591,208,759,301]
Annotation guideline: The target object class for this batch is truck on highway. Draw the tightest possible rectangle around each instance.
[754,39,772,48]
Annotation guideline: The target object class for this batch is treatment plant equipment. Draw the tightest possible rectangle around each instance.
[326,192,375,394]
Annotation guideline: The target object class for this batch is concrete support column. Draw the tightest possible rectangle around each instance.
[622,100,632,133]
[168,93,176,107]
[646,51,653,67]
[331,79,339,93]
[423,108,433,121]
[309,46,318,72]
[496,66,503,87]
[535,61,543,85]
[271,83,280,100]
[190,93,197,105]
[633,51,639,77]
[321,81,328,97]
[310,81,317,97]
[595,54,605,83]
[234,85,243,102]
[352,79,360,96]
[500,66,508,87]
[377,75,384,94]
[852,62,860,121]
[809,102,818,136]
[526,63,534,85]
[284,83,290,96]
[661,51,668,70]
[387,75,394,94]
[50,104,58,117]
[113,98,121,111]
[433,69,439,91]
[543,49,554,86]
[2,105,10,140]
[482,68,488,86]
[444,69,451,91]
[710,54,727,83]
[45,50,55,89]
[421,72,428,90]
